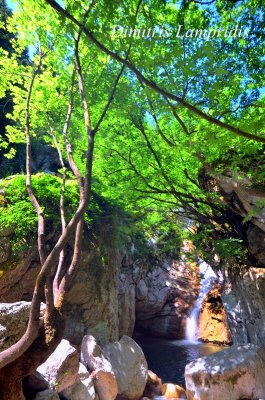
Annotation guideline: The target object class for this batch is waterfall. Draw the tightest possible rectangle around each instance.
[186,259,217,342]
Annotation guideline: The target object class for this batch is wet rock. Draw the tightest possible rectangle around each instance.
[37,339,79,393]
[185,343,265,400]
[102,335,148,400]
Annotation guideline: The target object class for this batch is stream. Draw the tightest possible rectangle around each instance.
[135,335,225,387]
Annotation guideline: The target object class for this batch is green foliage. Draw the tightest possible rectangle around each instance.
[0,174,79,251]
[0,0,264,263]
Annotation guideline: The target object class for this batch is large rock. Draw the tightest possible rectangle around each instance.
[102,335,148,400]
[60,363,97,400]
[198,288,232,345]
[37,339,79,393]
[0,301,45,350]
[81,335,118,400]
[0,234,121,345]
[222,267,265,346]
[185,343,265,400]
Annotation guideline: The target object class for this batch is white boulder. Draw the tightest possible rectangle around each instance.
[185,343,265,400]
[37,339,79,392]
[81,335,118,400]
[102,335,148,400]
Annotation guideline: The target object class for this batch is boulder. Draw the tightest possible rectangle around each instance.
[143,370,163,398]
[81,335,118,400]
[198,288,232,345]
[185,343,265,400]
[32,389,59,400]
[59,363,96,400]
[0,301,45,350]
[162,383,187,399]
[102,335,148,400]
[37,339,79,393]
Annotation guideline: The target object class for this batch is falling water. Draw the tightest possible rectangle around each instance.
[186,259,217,342]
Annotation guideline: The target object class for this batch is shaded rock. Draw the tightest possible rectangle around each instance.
[185,343,265,400]
[37,339,79,393]
[0,301,45,350]
[59,363,96,400]
[32,389,59,400]
[102,335,148,400]
[81,335,118,400]
[0,226,122,345]
[23,371,50,398]
[222,267,265,346]
[118,272,136,337]
[124,258,200,339]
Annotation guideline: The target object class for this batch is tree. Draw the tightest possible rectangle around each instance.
[0,0,264,398]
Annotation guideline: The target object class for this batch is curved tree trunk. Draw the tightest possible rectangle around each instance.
[0,308,64,400]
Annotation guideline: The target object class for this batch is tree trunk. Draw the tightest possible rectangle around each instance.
[0,308,64,400]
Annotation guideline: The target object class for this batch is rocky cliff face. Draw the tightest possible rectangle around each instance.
[222,267,265,346]
[119,256,231,343]
[0,225,122,345]
[119,257,200,339]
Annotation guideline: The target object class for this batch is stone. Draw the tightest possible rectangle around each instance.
[162,383,187,399]
[185,343,265,400]
[102,335,148,400]
[37,339,79,393]
[143,370,163,398]
[198,288,232,345]
[81,335,118,400]
[0,230,122,345]
[59,363,96,400]
[32,389,59,400]
[0,301,45,350]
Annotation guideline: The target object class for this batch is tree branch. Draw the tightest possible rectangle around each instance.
[44,0,265,143]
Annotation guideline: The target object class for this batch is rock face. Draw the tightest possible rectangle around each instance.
[0,228,121,345]
[222,267,265,346]
[37,339,80,393]
[198,288,232,344]
[119,258,200,339]
[0,301,45,350]
[102,335,148,400]
[185,344,265,400]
